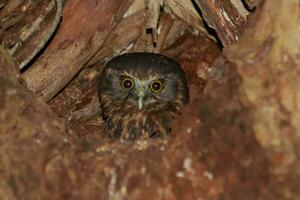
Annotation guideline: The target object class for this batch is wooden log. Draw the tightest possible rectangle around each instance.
[0,0,62,69]
[22,0,133,101]
[87,9,145,66]
[153,13,174,53]
[0,1,282,199]
[162,20,186,50]
[164,0,215,41]
[132,23,154,52]
[0,0,24,19]
[194,0,248,47]
[145,0,163,44]
[162,32,198,58]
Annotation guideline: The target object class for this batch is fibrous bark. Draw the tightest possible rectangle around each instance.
[2,0,300,199]
[87,9,145,66]
[194,0,248,46]
[21,0,133,101]
[224,0,300,198]
[0,0,62,69]
[0,46,68,199]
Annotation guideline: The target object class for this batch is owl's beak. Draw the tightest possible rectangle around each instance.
[138,96,143,110]
[137,86,146,110]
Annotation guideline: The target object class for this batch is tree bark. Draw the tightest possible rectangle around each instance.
[0,46,68,199]
[224,0,300,198]
[0,0,62,69]
[194,0,248,46]
[2,0,300,199]
[87,9,145,66]
[21,0,133,101]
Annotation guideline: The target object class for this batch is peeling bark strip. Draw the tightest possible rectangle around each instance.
[164,0,214,41]
[0,0,62,69]
[87,9,145,66]
[145,0,163,44]
[18,0,62,69]
[194,0,247,47]
[22,0,133,101]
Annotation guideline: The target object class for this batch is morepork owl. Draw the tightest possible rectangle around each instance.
[98,52,189,140]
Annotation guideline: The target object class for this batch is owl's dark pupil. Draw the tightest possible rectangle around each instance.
[152,82,161,91]
[122,79,133,89]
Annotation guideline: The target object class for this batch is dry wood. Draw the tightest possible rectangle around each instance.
[22,0,133,102]
[162,20,185,50]
[87,9,145,66]
[164,0,215,41]
[133,23,154,52]
[123,0,145,17]
[0,0,24,19]
[0,45,68,199]
[224,0,300,198]
[18,0,62,69]
[162,32,198,58]
[0,45,19,76]
[0,0,62,69]
[243,0,261,10]
[230,0,249,18]
[0,0,45,47]
[153,13,174,53]
[145,0,163,44]
[3,0,299,199]
[69,96,101,124]
[194,0,247,47]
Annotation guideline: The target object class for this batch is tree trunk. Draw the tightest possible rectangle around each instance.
[22,0,133,101]
[0,0,299,199]
[224,0,300,198]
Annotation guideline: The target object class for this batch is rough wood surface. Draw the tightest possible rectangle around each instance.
[153,13,174,53]
[145,0,163,44]
[0,37,269,199]
[87,9,145,66]
[0,0,62,69]
[2,0,300,199]
[243,0,261,10]
[223,0,300,198]
[21,0,133,101]
[164,0,214,41]
[162,32,198,58]
[0,45,68,199]
[194,0,248,46]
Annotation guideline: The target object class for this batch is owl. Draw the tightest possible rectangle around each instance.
[98,52,189,140]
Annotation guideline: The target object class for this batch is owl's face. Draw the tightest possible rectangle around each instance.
[98,53,189,139]
[101,67,184,112]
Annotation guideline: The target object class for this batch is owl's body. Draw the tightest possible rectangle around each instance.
[98,53,189,140]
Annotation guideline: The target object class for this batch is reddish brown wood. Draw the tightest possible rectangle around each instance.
[194,0,247,46]
[224,0,300,198]
[0,46,69,199]
[87,9,145,66]
[0,0,59,69]
[22,0,133,101]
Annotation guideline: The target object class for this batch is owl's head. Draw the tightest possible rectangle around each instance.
[98,53,189,114]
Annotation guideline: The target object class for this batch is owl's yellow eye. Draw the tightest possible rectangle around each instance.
[121,77,134,90]
[150,80,164,93]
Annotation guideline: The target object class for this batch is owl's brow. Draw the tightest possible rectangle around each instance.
[118,70,172,83]
[122,71,134,77]
[147,73,166,80]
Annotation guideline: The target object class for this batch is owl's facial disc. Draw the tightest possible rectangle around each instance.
[126,78,165,111]
[116,72,180,111]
